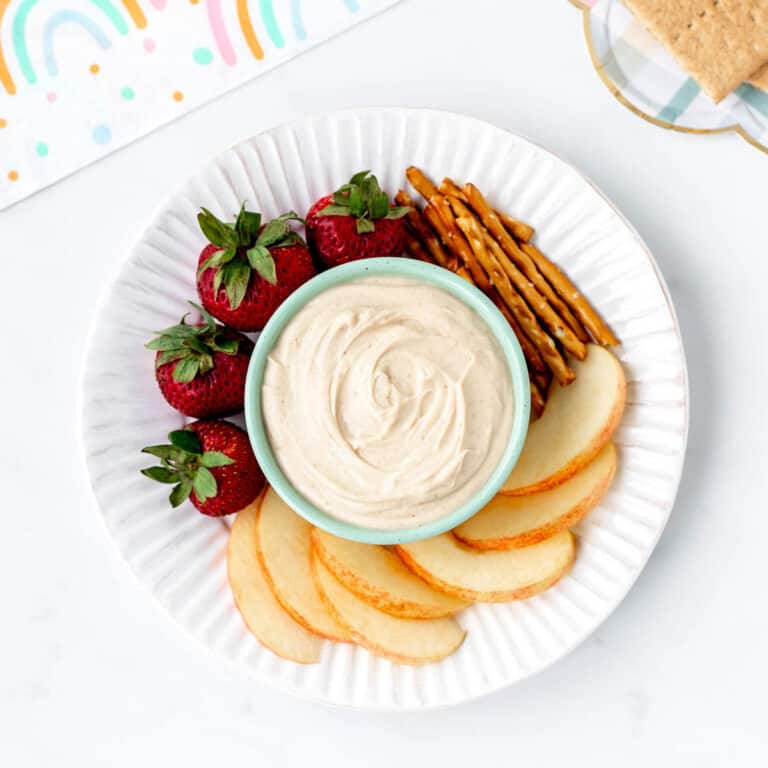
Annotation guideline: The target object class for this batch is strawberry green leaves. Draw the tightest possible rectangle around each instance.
[243,212,304,287]
[198,207,241,249]
[349,169,371,186]
[146,301,244,383]
[200,452,234,468]
[172,356,201,384]
[170,482,193,507]
[259,214,301,246]
[168,428,202,453]
[246,245,277,285]
[192,466,217,501]
[141,428,233,508]
[197,205,305,308]
[221,261,250,309]
[234,206,262,244]
[141,466,179,483]
[198,247,237,275]
[317,171,411,235]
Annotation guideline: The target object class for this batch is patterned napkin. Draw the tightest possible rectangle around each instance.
[575,0,768,154]
[0,0,402,210]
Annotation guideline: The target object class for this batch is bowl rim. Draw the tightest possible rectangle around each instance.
[244,256,530,544]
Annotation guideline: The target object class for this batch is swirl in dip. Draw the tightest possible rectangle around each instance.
[261,275,514,530]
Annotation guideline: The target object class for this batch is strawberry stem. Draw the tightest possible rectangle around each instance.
[145,301,243,383]
[316,171,411,234]
[197,206,306,308]
[141,428,234,508]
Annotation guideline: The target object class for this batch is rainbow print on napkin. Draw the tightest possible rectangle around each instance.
[0,0,401,210]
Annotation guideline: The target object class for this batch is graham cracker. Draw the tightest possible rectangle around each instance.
[748,61,768,90]
[625,0,768,103]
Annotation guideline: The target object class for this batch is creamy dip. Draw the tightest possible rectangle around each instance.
[261,276,515,530]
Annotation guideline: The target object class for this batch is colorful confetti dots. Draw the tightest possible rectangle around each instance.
[36,142,49,157]
[0,118,6,128]
[173,91,184,102]
[121,87,136,100]
[92,125,112,145]
[143,38,156,53]
[90,64,101,74]
[8,171,18,181]
[193,47,213,65]
[47,92,57,103]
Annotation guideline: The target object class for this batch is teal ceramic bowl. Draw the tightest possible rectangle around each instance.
[244,257,530,545]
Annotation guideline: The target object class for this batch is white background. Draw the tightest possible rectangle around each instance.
[2,1,766,765]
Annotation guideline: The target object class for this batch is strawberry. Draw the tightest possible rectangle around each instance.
[145,302,253,418]
[141,421,265,516]
[305,170,411,268]
[196,205,316,331]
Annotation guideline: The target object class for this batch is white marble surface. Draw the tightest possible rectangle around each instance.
[2,0,766,764]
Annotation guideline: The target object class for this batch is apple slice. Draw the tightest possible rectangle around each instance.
[228,497,323,663]
[455,443,617,550]
[256,488,351,642]
[395,531,575,602]
[502,344,626,496]
[311,528,468,619]
[312,557,466,665]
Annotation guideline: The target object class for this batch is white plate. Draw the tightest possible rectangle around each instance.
[80,108,688,710]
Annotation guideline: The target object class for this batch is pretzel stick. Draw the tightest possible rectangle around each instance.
[521,242,620,347]
[408,170,525,293]
[462,182,556,286]
[440,177,535,243]
[438,177,467,201]
[438,193,536,308]
[493,241,590,344]
[462,183,587,345]
[394,188,417,210]
[411,197,545,374]
[399,192,480,287]
[463,185,588,360]
[533,370,552,397]
[444,190,586,372]
[540,281,590,343]
[529,379,546,421]
[403,234,433,263]
[406,170,576,378]
[395,190,458,271]
[442,258,475,285]
[455,216,575,385]
[423,198,493,293]
[439,177,583,339]
[443,193,575,379]
[414,167,535,249]
[399,200,477,289]
[444,190,584,363]
[444,191,485,230]
[498,213,535,244]
[404,189,546,371]
[480,228,584,361]
[492,292,548,374]
[406,166,438,200]
[462,206,589,344]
